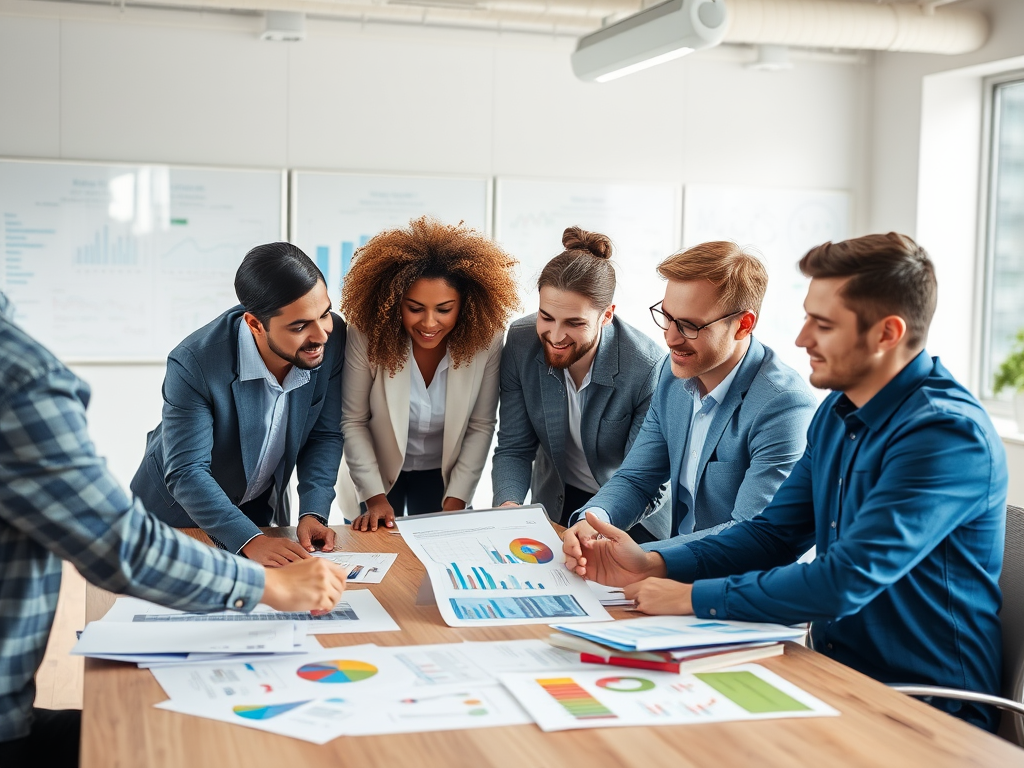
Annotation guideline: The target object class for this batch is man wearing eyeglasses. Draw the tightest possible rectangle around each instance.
[562,241,816,547]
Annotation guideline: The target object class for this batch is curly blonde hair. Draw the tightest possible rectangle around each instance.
[341,216,520,375]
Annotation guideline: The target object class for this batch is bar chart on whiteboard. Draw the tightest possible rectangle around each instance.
[0,160,284,361]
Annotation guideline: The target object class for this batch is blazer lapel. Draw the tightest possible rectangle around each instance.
[384,358,412,455]
[442,358,474,469]
[695,337,766,483]
[581,323,618,472]
[232,377,265,483]
[536,347,568,480]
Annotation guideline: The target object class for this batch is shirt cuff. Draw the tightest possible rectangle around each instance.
[225,558,265,612]
[569,506,610,526]
[658,543,700,582]
[690,578,728,619]
[299,512,328,526]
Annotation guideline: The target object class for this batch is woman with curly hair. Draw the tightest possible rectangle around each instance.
[337,216,519,531]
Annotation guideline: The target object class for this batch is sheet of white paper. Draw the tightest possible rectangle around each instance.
[72,621,300,656]
[154,696,355,745]
[499,663,839,732]
[551,615,806,652]
[98,591,400,636]
[154,685,530,741]
[586,581,634,606]
[139,636,324,668]
[311,551,398,584]
[457,639,593,674]
[396,506,611,627]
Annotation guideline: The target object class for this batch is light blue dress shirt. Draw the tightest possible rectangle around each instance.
[576,353,745,535]
[236,322,310,506]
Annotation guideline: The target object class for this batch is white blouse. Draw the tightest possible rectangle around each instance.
[402,346,451,472]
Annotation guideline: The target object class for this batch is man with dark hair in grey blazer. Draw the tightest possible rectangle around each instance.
[563,241,816,552]
[131,242,345,567]
[492,227,666,541]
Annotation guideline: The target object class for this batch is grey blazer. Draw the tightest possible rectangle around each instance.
[586,336,817,542]
[491,314,665,524]
[130,305,346,553]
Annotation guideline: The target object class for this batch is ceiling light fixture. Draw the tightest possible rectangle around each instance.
[572,0,728,83]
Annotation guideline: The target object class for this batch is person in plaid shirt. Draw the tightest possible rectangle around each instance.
[0,293,347,768]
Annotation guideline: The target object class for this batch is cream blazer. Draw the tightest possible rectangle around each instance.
[335,326,503,520]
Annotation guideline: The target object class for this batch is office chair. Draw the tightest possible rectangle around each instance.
[889,504,1024,746]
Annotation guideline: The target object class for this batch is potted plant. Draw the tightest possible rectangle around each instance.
[994,329,1024,432]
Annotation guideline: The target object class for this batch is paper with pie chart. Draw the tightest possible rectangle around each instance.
[396,505,611,627]
[498,663,839,732]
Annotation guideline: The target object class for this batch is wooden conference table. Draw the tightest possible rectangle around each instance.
[82,525,1022,768]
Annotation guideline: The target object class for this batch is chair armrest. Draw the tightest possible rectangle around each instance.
[888,684,1024,718]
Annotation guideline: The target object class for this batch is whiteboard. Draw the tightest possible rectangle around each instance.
[0,159,285,362]
[682,184,851,384]
[290,171,490,311]
[493,178,681,342]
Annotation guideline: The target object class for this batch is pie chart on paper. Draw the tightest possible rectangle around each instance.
[233,701,310,720]
[510,538,554,564]
[296,660,378,683]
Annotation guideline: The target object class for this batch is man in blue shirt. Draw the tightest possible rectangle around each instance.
[565,233,1007,731]
[0,292,348,768]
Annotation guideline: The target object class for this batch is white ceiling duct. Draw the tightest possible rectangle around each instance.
[724,0,989,55]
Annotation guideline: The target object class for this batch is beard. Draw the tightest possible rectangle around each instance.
[541,331,599,370]
[267,334,326,370]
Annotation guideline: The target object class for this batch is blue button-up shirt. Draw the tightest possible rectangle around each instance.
[660,351,1007,730]
[0,300,265,743]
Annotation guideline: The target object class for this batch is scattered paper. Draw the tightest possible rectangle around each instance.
[311,551,398,584]
[499,663,839,731]
[551,615,806,652]
[397,506,611,627]
[72,621,301,657]
[97,591,400,636]
[587,581,635,607]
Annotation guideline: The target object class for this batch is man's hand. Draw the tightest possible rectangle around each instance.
[623,578,694,615]
[242,534,313,567]
[352,494,395,532]
[297,515,336,552]
[442,496,466,512]
[261,558,347,612]
[562,512,666,587]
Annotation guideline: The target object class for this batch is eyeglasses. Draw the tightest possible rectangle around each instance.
[649,302,747,340]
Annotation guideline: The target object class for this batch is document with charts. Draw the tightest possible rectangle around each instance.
[499,663,839,732]
[397,506,612,627]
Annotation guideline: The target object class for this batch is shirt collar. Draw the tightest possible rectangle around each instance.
[408,338,451,380]
[237,320,311,391]
[684,348,747,406]
[832,350,933,429]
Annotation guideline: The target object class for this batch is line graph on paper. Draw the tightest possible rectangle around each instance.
[420,537,527,565]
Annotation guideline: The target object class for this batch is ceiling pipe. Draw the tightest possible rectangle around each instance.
[724,0,988,55]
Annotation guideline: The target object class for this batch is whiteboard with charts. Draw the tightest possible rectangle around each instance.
[0,158,285,362]
[682,184,851,385]
[289,171,490,312]
[493,178,681,342]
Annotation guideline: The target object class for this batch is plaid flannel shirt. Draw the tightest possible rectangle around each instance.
[0,300,265,743]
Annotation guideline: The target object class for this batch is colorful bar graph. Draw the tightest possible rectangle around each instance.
[444,564,539,590]
[536,678,617,721]
[341,241,354,278]
[315,246,329,279]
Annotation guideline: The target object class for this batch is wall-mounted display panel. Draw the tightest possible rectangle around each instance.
[0,159,285,362]
[290,171,490,310]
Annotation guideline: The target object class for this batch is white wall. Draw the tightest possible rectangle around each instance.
[868,0,1024,504]
[0,0,869,507]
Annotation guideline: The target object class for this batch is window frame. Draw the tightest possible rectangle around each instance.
[978,70,1024,415]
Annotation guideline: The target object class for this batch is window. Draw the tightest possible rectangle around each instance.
[981,75,1024,402]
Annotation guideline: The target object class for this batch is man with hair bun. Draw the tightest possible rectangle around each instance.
[131,242,345,566]
[566,233,1006,732]
[561,240,816,547]
[492,226,667,538]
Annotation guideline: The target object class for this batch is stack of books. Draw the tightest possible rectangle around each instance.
[548,614,807,674]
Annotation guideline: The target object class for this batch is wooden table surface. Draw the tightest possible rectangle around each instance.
[82,524,1023,768]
